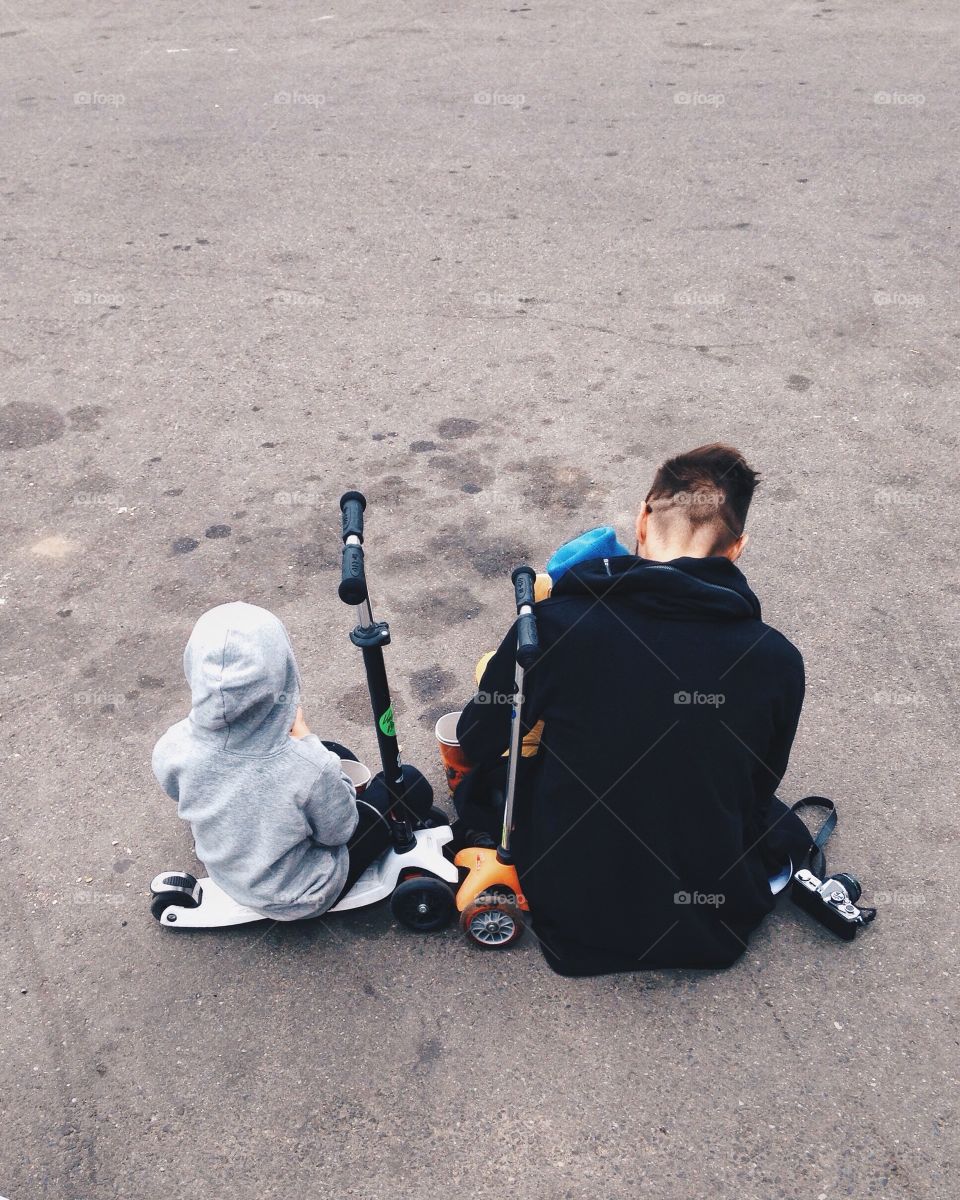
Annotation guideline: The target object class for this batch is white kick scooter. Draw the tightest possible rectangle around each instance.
[149,490,459,932]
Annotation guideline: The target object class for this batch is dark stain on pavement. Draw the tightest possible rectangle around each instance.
[67,405,107,432]
[437,417,480,439]
[336,683,372,724]
[381,549,428,573]
[171,536,199,555]
[513,457,607,515]
[428,451,495,492]
[464,536,531,579]
[397,590,483,626]
[415,1036,443,1070]
[293,541,339,574]
[205,524,232,539]
[409,666,458,702]
[786,373,812,392]
[365,475,422,507]
[765,483,800,502]
[0,401,65,449]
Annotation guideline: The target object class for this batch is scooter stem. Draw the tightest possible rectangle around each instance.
[498,565,540,861]
[339,491,416,854]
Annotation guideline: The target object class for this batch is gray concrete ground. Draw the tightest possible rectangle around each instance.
[2,1,957,1196]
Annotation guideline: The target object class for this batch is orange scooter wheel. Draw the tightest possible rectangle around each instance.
[460,893,525,948]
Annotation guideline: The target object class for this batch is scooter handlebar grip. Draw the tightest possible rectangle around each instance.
[511,564,536,611]
[338,542,368,604]
[340,491,366,542]
[515,611,539,669]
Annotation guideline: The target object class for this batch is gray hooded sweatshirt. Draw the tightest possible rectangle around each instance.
[152,602,359,920]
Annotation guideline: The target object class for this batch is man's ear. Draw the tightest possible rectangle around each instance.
[636,506,649,547]
[724,532,748,562]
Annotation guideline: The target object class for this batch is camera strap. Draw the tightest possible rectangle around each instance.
[790,795,837,878]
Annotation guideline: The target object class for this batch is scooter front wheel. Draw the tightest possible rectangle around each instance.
[461,895,525,948]
[390,876,455,932]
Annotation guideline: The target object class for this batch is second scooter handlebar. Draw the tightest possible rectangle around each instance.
[511,565,540,669]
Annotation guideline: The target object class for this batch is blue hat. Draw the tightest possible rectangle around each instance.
[546,526,632,584]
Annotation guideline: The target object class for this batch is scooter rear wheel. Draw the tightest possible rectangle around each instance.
[150,871,201,922]
[461,896,525,948]
[390,876,455,932]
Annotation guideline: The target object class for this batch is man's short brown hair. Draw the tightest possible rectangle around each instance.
[645,443,760,550]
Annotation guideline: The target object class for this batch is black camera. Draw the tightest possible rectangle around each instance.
[791,868,875,940]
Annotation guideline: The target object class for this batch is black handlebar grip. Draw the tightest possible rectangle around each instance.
[511,566,539,667]
[511,564,536,612]
[340,490,366,542]
[516,612,539,669]
[339,542,368,604]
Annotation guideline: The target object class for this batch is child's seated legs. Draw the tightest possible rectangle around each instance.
[333,765,434,901]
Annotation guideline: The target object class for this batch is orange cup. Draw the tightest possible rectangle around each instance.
[340,758,372,795]
[435,711,473,793]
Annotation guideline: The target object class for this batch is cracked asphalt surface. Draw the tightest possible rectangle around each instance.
[2,2,957,1197]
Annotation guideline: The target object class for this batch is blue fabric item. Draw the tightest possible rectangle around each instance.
[546,526,632,584]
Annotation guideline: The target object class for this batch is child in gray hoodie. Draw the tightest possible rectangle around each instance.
[153,601,432,920]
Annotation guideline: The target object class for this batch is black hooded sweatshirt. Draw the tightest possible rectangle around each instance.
[457,555,805,975]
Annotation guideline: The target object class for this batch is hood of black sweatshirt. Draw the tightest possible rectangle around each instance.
[551,555,762,622]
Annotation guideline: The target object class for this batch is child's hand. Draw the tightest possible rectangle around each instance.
[290,706,311,739]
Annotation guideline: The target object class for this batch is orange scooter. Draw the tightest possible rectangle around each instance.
[454,566,539,948]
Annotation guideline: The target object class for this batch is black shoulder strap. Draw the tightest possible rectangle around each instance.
[790,795,837,878]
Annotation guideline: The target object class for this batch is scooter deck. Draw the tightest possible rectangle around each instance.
[154,825,457,929]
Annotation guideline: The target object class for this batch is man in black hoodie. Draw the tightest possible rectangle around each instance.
[456,444,806,976]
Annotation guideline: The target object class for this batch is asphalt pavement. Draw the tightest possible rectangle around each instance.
[2,2,957,1197]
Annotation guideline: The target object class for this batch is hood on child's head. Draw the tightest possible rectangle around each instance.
[183,602,301,749]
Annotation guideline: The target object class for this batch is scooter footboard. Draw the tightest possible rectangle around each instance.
[329,825,458,913]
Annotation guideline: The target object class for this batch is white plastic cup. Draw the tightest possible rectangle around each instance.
[435,710,471,792]
[340,758,372,795]
[434,711,462,746]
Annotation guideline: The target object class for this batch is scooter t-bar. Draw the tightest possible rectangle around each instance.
[338,490,416,853]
